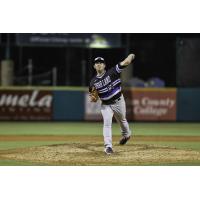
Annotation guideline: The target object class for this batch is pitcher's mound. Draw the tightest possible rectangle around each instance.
[1,142,200,165]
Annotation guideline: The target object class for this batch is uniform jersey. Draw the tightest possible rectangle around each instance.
[89,63,125,104]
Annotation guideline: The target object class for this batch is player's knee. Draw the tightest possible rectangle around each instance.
[118,118,127,124]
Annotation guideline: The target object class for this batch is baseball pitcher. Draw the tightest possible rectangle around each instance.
[89,54,135,155]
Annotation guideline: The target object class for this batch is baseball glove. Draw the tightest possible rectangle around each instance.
[89,87,99,102]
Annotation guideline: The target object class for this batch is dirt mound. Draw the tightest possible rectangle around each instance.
[1,142,200,165]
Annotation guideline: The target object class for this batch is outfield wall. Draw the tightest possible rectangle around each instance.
[177,88,200,121]
[0,87,199,121]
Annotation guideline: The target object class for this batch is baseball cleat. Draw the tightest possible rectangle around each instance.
[119,135,130,145]
[104,147,114,155]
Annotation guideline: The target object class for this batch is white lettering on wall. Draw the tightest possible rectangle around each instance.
[0,91,52,108]
[133,96,175,117]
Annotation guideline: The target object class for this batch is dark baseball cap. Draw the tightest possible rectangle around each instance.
[94,57,105,63]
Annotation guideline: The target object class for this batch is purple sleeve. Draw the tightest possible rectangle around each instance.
[115,63,124,73]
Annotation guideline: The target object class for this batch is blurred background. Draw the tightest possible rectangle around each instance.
[0,33,200,121]
[1,33,200,87]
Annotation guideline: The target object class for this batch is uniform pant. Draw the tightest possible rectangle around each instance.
[100,95,131,148]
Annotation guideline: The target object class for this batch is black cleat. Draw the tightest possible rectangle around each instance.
[119,135,130,145]
[104,147,114,155]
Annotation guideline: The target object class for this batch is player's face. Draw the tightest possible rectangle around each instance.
[94,62,105,73]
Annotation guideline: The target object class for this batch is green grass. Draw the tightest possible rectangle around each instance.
[0,122,200,166]
[134,123,200,136]
[0,141,67,150]
[0,122,200,136]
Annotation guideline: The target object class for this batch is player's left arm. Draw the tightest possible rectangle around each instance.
[119,54,135,68]
[89,87,99,102]
[89,81,99,103]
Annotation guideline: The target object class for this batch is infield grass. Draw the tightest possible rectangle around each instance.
[0,122,200,136]
[0,122,200,166]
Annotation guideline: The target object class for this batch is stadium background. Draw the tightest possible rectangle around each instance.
[0,33,200,165]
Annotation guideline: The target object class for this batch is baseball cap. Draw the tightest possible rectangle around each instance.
[94,57,105,63]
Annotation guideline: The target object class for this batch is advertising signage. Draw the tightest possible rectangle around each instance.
[16,33,121,48]
[85,88,177,121]
[129,89,177,121]
[0,90,53,120]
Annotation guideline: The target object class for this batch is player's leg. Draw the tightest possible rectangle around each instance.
[101,104,114,152]
[111,95,131,144]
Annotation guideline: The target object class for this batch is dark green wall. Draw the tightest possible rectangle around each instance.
[53,91,85,120]
[177,88,200,121]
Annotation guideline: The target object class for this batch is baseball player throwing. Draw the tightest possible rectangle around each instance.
[89,54,135,155]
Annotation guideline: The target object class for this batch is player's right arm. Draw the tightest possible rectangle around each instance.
[114,53,135,74]
[120,54,135,67]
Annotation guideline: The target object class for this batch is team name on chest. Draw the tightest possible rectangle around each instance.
[94,76,111,89]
